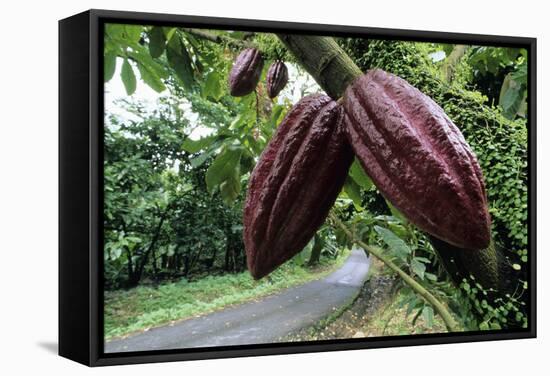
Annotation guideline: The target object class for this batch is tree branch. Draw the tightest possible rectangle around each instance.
[277,35,362,99]
[180,28,254,49]
[330,213,460,332]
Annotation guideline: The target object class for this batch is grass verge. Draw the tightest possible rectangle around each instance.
[104,250,350,340]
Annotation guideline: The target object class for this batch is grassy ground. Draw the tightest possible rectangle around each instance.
[104,250,350,340]
[357,288,448,337]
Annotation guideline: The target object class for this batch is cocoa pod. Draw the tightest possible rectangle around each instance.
[266,61,289,98]
[228,48,264,97]
[343,69,491,250]
[244,94,354,279]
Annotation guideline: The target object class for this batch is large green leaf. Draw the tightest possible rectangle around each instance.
[203,71,223,101]
[128,49,168,79]
[166,34,194,90]
[105,24,124,39]
[499,71,526,119]
[349,159,373,190]
[148,26,166,58]
[163,27,177,41]
[123,25,142,42]
[385,199,408,224]
[181,135,217,153]
[343,178,363,210]
[411,258,426,279]
[219,177,240,205]
[374,225,411,261]
[120,59,136,95]
[104,52,117,82]
[190,149,216,168]
[205,146,242,198]
[136,61,165,93]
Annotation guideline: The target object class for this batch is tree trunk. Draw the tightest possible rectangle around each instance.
[127,209,168,287]
[308,233,323,266]
[441,45,469,83]
[126,247,134,286]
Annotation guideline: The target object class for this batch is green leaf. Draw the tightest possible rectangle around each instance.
[136,61,166,92]
[499,72,526,119]
[111,248,122,260]
[184,34,204,73]
[104,52,117,82]
[120,59,137,95]
[203,71,223,100]
[163,27,177,41]
[422,305,434,328]
[343,178,363,210]
[205,146,242,196]
[181,136,217,153]
[411,258,426,280]
[148,26,166,58]
[386,200,408,224]
[123,25,142,42]
[374,225,411,261]
[166,34,194,90]
[105,24,124,39]
[511,62,527,84]
[425,272,438,281]
[219,178,240,205]
[349,159,373,190]
[190,150,215,168]
[128,49,168,78]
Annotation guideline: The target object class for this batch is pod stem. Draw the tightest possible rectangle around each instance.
[329,213,460,333]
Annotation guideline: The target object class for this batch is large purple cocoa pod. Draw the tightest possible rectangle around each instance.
[266,61,289,98]
[244,94,354,279]
[228,48,264,97]
[343,69,491,250]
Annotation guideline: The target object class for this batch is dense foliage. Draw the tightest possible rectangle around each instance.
[103,25,529,332]
[342,39,528,328]
[104,27,338,289]
[104,98,249,288]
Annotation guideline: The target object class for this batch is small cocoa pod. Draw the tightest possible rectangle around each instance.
[228,48,264,97]
[343,69,491,250]
[244,94,354,279]
[266,61,289,98]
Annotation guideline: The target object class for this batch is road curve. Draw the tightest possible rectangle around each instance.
[105,249,370,353]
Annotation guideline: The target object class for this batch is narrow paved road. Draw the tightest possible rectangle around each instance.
[105,249,370,353]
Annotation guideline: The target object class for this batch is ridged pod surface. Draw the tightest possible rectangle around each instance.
[343,69,491,250]
[266,61,289,98]
[244,94,354,279]
[228,48,264,97]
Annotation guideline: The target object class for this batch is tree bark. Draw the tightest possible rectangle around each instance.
[441,45,469,83]
[308,233,323,266]
[128,209,169,287]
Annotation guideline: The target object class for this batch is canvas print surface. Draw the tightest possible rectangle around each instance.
[102,23,530,353]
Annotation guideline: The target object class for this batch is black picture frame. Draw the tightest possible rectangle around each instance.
[59,8,537,367]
